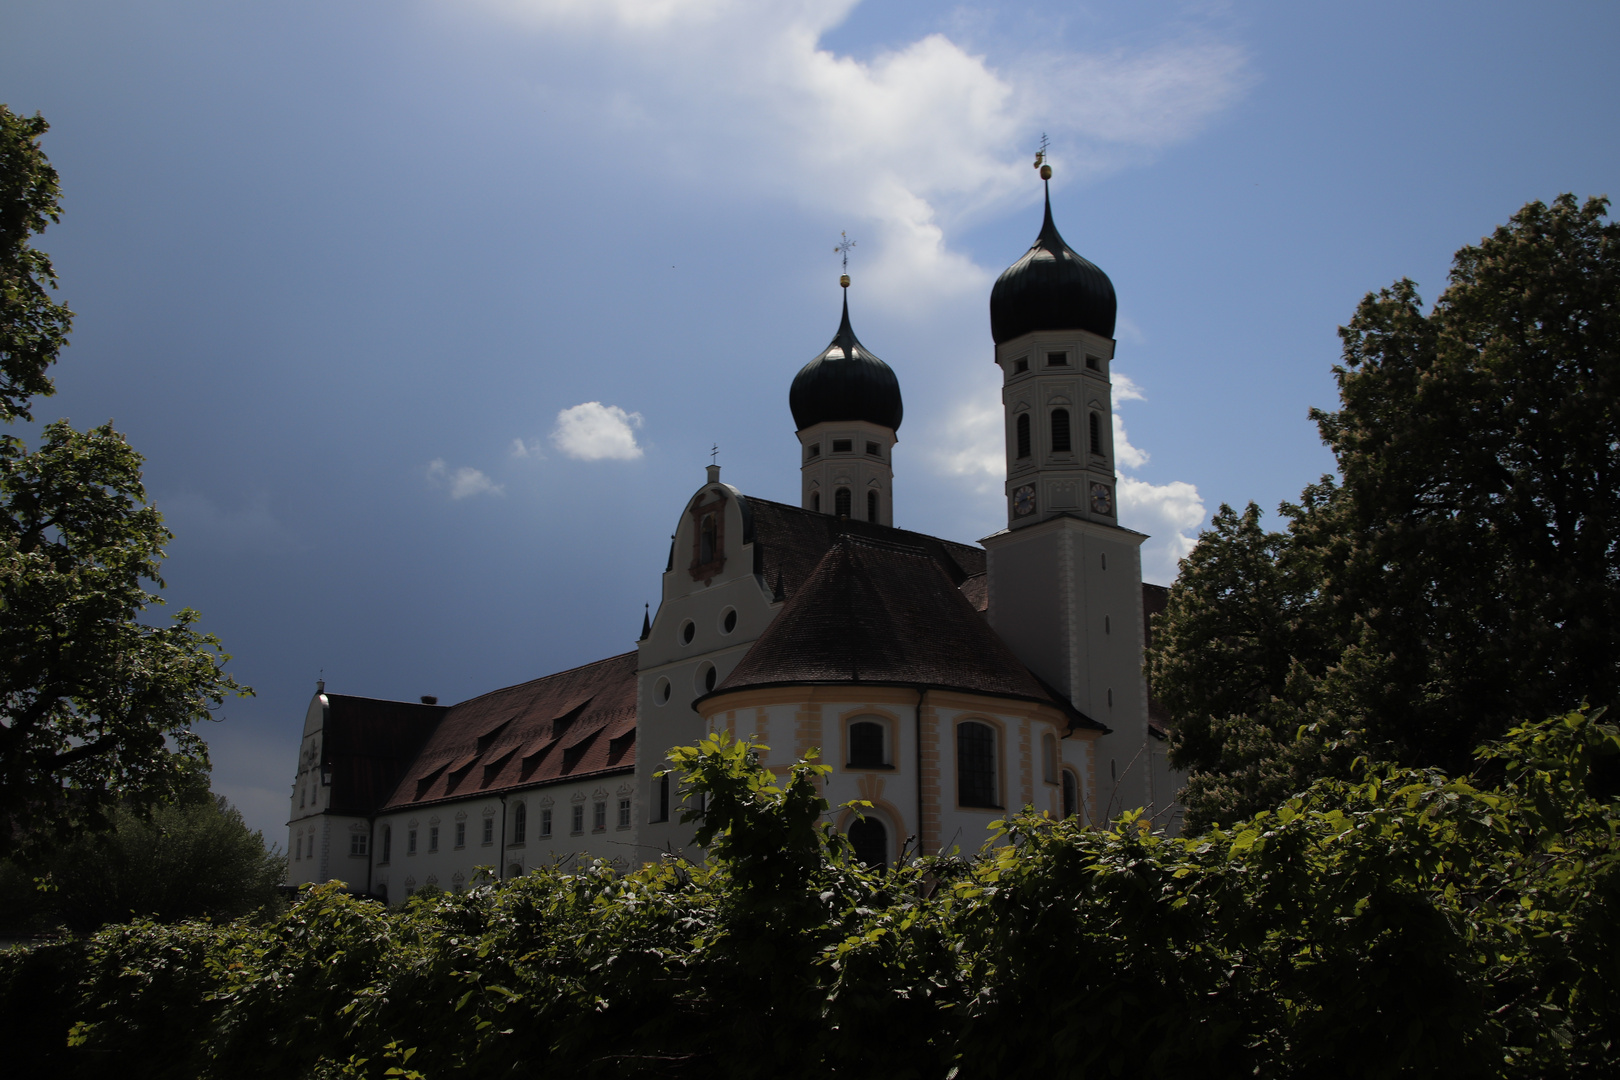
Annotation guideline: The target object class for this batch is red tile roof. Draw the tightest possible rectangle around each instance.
[706,534,1103,730]
[378,652,638,811]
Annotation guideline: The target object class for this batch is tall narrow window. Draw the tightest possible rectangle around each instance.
[1089,411,1102,454]
[513,803,526,844]
[811,491,820,513]
[618,799,632,828]
[593,802,607,831]
[699,512,717,564]
[295,836,302,860]
[1051,409,1071,452]
[848,817,889,870]
[867,490,878,523]
[428,826,439,853]
[407,828,417,855]
[849,720,885,768]
[1016,413,1031,459]
[571,805,584,834]
[381,826,391,863]
[957,722,998,808]
[540,808,553,837]
[1042,732,1057,783]
[454,821,466,848]
[1062,770,1079,818]
[835,487,851,518]
[655,771,670,822]
[482,816,494,844]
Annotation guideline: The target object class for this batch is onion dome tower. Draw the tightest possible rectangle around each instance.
[791,272,902,526]
[980,151,1148,763]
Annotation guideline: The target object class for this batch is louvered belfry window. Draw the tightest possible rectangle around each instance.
[1051,409,1071,453]
[1089,411,1102,454]
[957,722,997,807]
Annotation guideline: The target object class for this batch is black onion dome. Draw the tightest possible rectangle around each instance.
[989,187,1116,343]
[789,293,903,432]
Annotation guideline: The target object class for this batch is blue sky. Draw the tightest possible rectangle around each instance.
[4,0,1616,843]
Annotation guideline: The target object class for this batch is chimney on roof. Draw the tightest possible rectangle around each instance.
[706,463,721,484]
[420,695,438,705]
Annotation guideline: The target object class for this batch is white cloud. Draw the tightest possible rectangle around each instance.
[426,459,505,499]
[463,1,1251,312]
[509,438,545,459]
[550,401,645,461]
[931,395,1005,493]
[1112,412,1149,471]
[1119,476,1204,584]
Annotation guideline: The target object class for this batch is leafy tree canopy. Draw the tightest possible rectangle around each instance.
[0,106,248,860]
[1152,194,1620,829]
[4,717,1617,1078]
[0,765,286,933]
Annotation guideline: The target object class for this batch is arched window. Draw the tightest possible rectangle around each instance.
[1041,732,1057,784]
[699,512,717,564]
[1051,409,1071,452]
[811,491,820,513]
[849,816,889,870]
[513,802,526,844]
[1016,413,1031,459]
[867,489,879,523]
[1089,411,1102,454]
[957,721,998,808]
[1062,770,1079,819]
[848,720,885,768]
[654,770,670,823]
[381,825,391,863]
[835,487,851,518]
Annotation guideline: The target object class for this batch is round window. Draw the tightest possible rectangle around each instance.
[695,663,717,694]
[719,607,737,634]
[680,620,695,645]
[654,677,671,705]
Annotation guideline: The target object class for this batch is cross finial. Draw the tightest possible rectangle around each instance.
[1034,133,1052,180]
[834,231,856,287]
[710,443,719,466]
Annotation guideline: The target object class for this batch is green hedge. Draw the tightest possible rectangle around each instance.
[6,712,1617,1079]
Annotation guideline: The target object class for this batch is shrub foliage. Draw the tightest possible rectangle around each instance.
[5,716,1617,1078]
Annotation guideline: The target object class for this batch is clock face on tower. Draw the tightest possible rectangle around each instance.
[1013,484,1036,517]
[1090,482,1113,516]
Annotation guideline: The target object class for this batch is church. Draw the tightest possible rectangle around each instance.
[286,177,1185,899]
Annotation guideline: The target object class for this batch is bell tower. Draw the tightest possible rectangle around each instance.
[789,270,902,525]
[980,160,1152,815]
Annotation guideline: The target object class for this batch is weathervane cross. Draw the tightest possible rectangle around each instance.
[710,443,719,466]
[835,231,856,271]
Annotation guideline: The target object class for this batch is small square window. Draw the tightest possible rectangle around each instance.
[618,799,632,828]
[593,801,607,832]
[1085,355,1099,371]
[807,443,820,459]
[350,833,367,857]
[1013,358,1028,374]
[1047,351,1068,366]
[428,826,439,853]
[571,805,584,834]
[540,808,553,837]
[454,822,466,848]
[832,438,853,453]
[865,442,880,456]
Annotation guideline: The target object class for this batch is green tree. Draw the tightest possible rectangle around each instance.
[0,107,249,859]
[0,766,287,933]
[0,105,71,420]
[1153,195,1620,829]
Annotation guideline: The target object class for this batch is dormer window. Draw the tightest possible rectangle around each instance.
[832,438,853,453]
[1047,351,1068,367]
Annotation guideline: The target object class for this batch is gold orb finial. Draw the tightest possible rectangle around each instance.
[840,273,850,288]
[1040,163,1052,180]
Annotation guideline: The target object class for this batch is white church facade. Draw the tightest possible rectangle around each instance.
[287,185,1186,899]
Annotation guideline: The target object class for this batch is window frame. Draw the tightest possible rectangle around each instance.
[428,825,439,853]
[844,716,892,770]
[954,718,1003,810]
[592,801,607,832]
[540,807,553,838]
[1015,412,1031,459]
[834,487,851,518]
[1051,408,1072,453]
[867,489,879,523]
[571,804,584,835]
